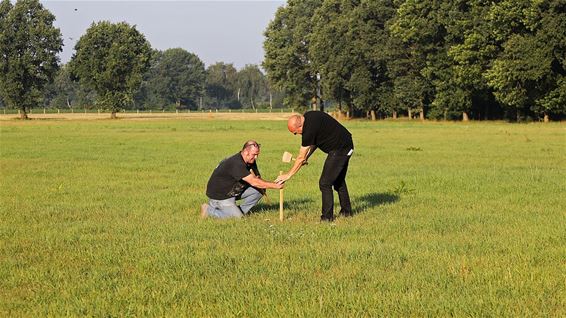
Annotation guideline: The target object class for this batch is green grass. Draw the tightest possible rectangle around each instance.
[1,118,564,316]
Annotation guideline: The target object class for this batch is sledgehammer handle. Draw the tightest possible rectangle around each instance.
[279,171,284,221]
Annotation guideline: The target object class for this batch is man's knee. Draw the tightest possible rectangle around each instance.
[319,179,333,191]
[248,187,263,202]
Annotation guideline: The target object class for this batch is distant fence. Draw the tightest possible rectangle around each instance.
[1,107,298,115]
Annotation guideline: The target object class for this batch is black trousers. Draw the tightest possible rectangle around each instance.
[319,150,352,220]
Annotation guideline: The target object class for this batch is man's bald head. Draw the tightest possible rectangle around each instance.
[287,114,304,135]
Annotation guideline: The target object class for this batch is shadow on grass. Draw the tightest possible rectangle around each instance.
[252,197,314,214]
[251,193,397,216]
[352,192,399,215]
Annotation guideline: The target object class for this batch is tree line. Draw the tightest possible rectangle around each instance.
[263,0,566,121]
[1,0,564,121]
[0,0,281,119]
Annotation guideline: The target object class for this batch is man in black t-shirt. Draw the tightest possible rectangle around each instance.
[201,140,284,219]
[276,111,354,221]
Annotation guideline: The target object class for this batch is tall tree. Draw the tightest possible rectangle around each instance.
[448,0,500,120]
[0,0,62,119]
[146,48,205,110]
[348,0,396,119]
[236,64,269,110]
[485,0,566,121]
[389,0,438,120]
[310,0,356,114]
[47,64,96,109]
[134,49,166,110]
[263,0,322,109]
[206,62,239,109]
[69,21,151,118]
[311,0,396,118]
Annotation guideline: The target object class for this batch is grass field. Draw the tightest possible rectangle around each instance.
[1,116,564,316]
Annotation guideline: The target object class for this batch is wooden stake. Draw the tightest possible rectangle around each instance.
[279,170,284,221]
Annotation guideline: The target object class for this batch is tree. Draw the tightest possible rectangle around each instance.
[69,21,152,118]
[310,0,356,115]
[146,48,205,110]
[263,0,323,109]
[389,0,439,120]
[236,64,269,110]
[347,0,396,119]
[134,49,165,110]
[46,64,96,109]
[206,62,239,109]
[0,0,62,119]
[447,0,501,120]
[485,0,566,122]
[48,64,77,108]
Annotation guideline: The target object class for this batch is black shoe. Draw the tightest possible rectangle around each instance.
[320,216,335,222]
[339,211,353,217]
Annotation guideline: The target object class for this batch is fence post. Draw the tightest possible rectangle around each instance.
[58,109,60,114]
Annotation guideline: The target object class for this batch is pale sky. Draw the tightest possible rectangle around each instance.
[40,0,285,70]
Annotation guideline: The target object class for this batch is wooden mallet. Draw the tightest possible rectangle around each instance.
[282,151,294,163]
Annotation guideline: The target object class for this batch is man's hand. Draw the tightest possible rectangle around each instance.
[275,173,290,184]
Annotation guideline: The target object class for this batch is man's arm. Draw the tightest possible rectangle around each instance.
[275,145,313,183]
[304,145,317,162]
[249,168,266,196]
[242,174,284,190]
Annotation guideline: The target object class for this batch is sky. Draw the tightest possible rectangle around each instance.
[40,0,285,70]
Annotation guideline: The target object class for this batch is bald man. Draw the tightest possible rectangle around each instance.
[202,140,283,219]
[276,111,354,222]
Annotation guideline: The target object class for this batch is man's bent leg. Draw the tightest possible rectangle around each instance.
[334,157,352,216]
[238,187,263,214]
[207,198,244,218]
[320,155,347,221]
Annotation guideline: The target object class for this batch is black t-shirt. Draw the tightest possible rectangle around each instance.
[206,152,259,200]
[302,111,353,153]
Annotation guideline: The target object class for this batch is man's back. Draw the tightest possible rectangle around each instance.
[302,111,353,153]
[206,153,252,200]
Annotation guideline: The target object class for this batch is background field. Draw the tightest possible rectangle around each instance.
[1,117,564,316]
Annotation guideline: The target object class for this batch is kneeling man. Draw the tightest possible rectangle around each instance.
[201,140,283,218]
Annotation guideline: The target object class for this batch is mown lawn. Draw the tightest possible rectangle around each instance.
[1,118,564,316]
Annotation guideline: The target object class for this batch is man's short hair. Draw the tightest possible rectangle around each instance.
[242,140,261,150]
